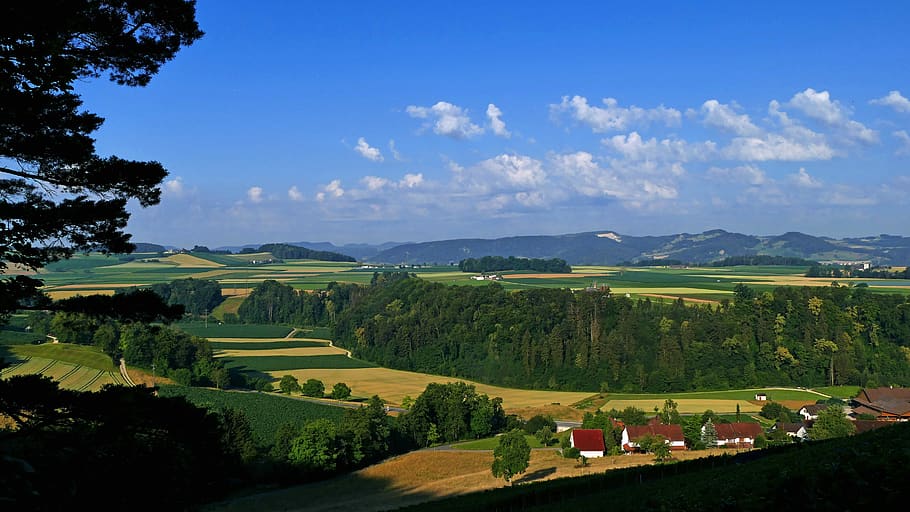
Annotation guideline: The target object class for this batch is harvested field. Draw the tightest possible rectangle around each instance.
[220,288,253,297]
[265,367,595,408]
[507,404,588,421]
[602,398,761,414]
[164,253,225,268]
[206,446,736,512]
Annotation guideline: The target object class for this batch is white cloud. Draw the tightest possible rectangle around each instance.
[164,177,185,196]
[699,100,762,136]
[548,151,679,203]
[706,165,767,185]
[362,176,389,191]
[602,132,714,161]
[389,139,403,161]
[787,88,877,144]
[354,137,384,162]
[870,90,910,113]
[477,154,547,189]
[399,173,423,188]
[247,186,264,203]
[788,88,844,124]
[894,130,910,155]
[316,180,345,202]
[789,168,822,188]
[406,101,483,139]
[486,103,511,138]
[724,133,836,161]
[288,186,303,201]
[550,95,681,132]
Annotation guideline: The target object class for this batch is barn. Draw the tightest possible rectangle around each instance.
[570,429,605,458]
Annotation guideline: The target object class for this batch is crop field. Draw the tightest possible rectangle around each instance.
[215,346,345,358]
[266,367,596,409]
[34,253,910,303]
[0,355,125,391]
[8,343,117,371]
[598,387,828,414]
[224,354,377,372]
[209,340,328,350]
[157,385,345,444]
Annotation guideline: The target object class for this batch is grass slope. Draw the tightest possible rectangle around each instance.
[7,343,116,371]
[399,423,910,512]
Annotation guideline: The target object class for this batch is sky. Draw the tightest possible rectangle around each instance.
[80,1,910,248]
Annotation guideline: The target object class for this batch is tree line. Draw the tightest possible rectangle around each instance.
[458,256,571,273]
[807,264,910,279]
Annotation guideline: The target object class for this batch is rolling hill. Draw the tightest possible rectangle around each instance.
[365,229,910,266]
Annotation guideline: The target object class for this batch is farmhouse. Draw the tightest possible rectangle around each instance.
[852,387,910,421]
[705,422,764,448]
[754,392,767,401]
[621,424,686,453]
[774,422,808,441]
[570,429,605,458]
[798,404,828,422]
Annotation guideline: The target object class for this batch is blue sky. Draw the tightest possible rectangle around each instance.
[81,1,910,247]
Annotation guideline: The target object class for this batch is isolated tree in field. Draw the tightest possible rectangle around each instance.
[810,406,855,440]
[0,1,203,320]
[535,426,554,446]
[491,429,531,484]
[331,382,352,400]
[279,375,301,394]
[302,378,325,398]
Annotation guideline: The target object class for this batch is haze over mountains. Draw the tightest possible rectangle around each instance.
[194,230,910,266]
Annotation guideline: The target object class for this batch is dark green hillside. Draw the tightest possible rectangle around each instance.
[401,423,910,512]
[258,243,356,262]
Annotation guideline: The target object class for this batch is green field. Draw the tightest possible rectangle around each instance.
[452,434,548,450]
[175,323,294,338]
[210,340,328,350]
[157,385,346,444]
[223,354,376,372]
[812,385,862,399]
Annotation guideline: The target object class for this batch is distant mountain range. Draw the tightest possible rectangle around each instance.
[152,230,910,266]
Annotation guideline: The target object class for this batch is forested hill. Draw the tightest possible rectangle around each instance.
[368,230,910,266]
[257,243,356,262]
[328,276,910,392]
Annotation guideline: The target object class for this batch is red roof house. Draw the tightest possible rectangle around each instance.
[710,422,764,448]
[570,429,606,458]
[621,424,686,452]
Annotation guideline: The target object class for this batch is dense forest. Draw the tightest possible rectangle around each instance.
[319,275,910,392]
[258,243,356,262]
[143,277,225,316]
[458,256,571,273]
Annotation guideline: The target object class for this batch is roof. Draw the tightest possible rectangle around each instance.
[858,387,910,403]
[800,404,828,415]
[774,422,805,434]
[625,424,685,443]
[571,429,605,452]
[714,422,763,441]
[853,420,895,434]
[854,387,910,416]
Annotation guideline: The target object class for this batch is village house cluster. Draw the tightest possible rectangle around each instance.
[568,386,909,457]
